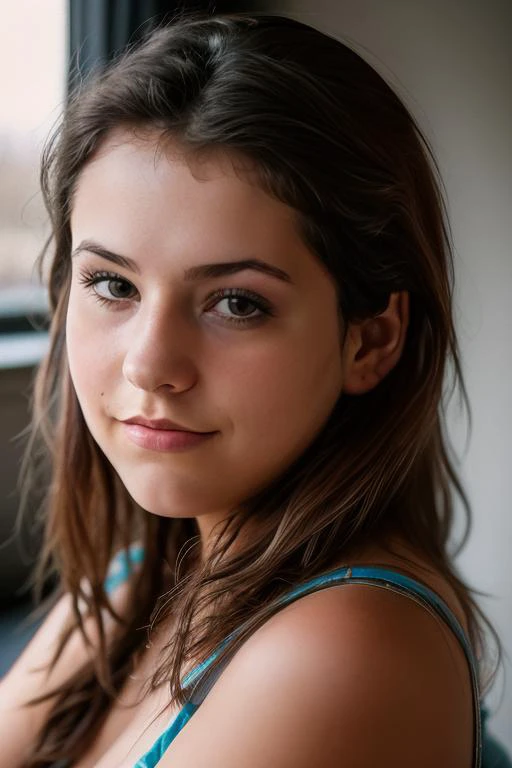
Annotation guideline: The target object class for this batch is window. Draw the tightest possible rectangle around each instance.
[0,1,66,333]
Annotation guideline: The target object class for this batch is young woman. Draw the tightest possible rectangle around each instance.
[0,11,510,768]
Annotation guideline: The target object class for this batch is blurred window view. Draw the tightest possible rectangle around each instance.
[0,1,66,327]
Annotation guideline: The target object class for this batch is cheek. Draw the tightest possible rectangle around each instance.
[65,296,114,417]
[218,323,343,438]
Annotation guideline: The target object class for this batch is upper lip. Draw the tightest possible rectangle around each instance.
[122,416,211,433]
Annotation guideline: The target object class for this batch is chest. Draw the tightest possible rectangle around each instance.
[74,682,179,767]
[72,629,183,768]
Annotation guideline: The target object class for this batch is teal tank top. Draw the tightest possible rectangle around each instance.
[105,545,511,768]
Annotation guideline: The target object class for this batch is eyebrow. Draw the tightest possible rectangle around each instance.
[71,239,293,284]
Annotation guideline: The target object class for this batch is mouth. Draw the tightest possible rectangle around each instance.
[122,415,212,433]
[121,419,218,452]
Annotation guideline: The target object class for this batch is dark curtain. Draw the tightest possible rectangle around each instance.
[68,0,271,92]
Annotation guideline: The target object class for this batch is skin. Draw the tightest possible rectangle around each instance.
[66,125,409,560]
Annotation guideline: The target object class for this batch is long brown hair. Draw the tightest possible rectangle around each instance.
[20,11,502,764]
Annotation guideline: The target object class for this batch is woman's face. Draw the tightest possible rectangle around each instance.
[67,127,346,547]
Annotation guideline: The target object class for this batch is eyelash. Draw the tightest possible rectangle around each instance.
[76,269,275,327]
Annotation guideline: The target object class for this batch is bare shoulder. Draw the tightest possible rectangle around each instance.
[159,581,474,768]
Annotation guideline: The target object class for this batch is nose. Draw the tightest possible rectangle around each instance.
[122,305,199,394]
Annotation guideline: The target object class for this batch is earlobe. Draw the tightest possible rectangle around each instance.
[341,291,409,395]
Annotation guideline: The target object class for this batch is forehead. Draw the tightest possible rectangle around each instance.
[74,127,291,227]
[70,127,316,273]
[69,126,339,301]
[73,125,279,215]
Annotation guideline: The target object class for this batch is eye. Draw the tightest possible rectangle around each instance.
[78,269,137,305]
[77,269,275,327]
[205,288,275,326]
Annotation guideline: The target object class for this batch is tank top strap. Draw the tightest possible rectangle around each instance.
[180,565,485,767]
[103,542,145,595]
[284,565,475,662]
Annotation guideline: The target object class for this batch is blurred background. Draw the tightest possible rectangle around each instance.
[0,0,510,753]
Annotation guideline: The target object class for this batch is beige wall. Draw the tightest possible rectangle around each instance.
[281,0,512,750]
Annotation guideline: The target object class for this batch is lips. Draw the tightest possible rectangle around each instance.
[122,420,217,452]
[122,416,210,433]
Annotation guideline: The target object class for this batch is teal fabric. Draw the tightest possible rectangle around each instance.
[481,708,512,768]
[103,543,145,595]
[104,550,510,768]
[133,702,199,768]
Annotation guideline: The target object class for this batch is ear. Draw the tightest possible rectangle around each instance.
[341,291,409,395]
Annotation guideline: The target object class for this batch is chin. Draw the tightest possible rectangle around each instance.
[112,467,208,520]
[123,484,198,519]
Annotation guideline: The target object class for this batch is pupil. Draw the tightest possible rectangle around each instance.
[111,280,130,298]
[229,296,253,316]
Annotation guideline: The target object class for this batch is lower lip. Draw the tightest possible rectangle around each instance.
[123,424,217,452]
